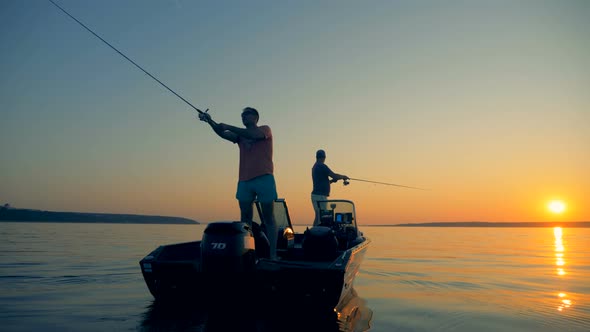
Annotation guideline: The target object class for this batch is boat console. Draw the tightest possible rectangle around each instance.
[301,200,364,260]
[315,200,363,249]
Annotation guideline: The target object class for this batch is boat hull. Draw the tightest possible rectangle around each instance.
[140,237,370,310]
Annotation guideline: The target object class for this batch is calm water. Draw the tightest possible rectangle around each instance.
[0,223,588,331]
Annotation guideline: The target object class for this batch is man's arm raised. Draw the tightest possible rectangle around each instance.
[198,112,239,143]
[219,124,267,141]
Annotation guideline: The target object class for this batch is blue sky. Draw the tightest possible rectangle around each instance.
[1,0,589,223]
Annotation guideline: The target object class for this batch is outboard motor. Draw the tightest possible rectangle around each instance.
[201,222,256,273]
[302,226,339,261]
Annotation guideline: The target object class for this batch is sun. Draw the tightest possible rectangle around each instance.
[548,200,566,214]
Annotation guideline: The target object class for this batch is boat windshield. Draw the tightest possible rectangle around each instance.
[252,199,292,230]
[316,200,357,229]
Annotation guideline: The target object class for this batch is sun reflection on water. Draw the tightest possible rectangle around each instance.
[554,227,572,312]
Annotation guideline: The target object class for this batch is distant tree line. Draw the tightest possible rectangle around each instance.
[0,208,198,224]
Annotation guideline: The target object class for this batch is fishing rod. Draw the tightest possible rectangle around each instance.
[341,178,428,191]
[47,0,207,115]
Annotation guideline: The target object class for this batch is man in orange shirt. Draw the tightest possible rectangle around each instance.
[198,107,278,260]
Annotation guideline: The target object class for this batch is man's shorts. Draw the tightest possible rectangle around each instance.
[311,193,328,226]
[236,174,278,203]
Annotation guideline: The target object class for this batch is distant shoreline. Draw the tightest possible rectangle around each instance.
[0,208,199,225]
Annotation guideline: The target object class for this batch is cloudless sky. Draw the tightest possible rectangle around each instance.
[1,0,588,224]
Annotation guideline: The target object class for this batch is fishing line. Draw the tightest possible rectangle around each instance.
[47,0,205,114]
[347,178,428,191]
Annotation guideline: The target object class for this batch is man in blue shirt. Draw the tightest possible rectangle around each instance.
[311,149,349,226]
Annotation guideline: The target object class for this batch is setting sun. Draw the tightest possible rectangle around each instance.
[548,200,566,214]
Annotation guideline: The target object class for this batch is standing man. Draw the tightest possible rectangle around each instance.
[198,107,278,260]
[311,149,349,226]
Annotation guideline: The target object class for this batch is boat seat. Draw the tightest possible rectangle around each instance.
[302,226,339,261]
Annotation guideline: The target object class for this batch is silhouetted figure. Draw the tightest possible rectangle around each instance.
[311,149,349,226]
[199,107,279,260]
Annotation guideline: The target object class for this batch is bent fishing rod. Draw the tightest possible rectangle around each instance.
[47,0,207,115]
[336,178,428,191]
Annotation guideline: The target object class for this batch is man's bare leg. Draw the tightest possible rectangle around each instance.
[239,200,254,227]
[260,202,277,260]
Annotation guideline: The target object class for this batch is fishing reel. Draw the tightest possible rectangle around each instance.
[330,178,350,186]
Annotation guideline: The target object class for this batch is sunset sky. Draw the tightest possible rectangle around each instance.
[1,0,588,224]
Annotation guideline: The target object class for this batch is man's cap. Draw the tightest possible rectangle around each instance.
[316,149,326,158]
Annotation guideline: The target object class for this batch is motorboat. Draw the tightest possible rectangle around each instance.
[139,199,370,311]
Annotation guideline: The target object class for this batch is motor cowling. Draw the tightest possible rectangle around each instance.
[201,222,256,273]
